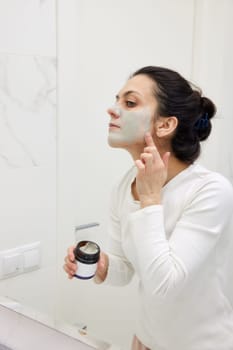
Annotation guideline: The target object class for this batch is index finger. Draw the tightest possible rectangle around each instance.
[144,132,155,147]
[67,246,75,262]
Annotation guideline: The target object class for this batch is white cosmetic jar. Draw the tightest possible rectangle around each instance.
[74,241,100,280]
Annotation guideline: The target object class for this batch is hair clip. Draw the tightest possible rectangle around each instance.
[194,113,209,130]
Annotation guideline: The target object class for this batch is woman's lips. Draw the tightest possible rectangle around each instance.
[109,122,121,129]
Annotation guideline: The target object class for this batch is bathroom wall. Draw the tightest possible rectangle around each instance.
[191,0,233,182]
[1,1,232,350]
[57,0,233,348]
[0,0,57,317]
[56,0,195,348]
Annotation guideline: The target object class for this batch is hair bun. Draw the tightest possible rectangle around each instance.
[201,96,216,120]
[196,96,216,141]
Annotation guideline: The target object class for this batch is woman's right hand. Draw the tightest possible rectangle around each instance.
[63,246,109,283]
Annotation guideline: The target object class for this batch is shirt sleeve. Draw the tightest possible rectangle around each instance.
[126,177,233,298]
[104,185,135,286]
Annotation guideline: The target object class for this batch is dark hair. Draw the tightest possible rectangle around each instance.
[131,66,216,164]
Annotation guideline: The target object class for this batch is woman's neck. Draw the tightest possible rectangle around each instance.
[127,144,189,183]
[165,155,189,185]
[130,151,189,202]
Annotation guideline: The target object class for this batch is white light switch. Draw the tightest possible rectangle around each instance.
[23,249,40,270]
[2,254,22,276]
[0,241,41,279]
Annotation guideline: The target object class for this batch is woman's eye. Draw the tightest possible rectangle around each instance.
[126,101,136,107]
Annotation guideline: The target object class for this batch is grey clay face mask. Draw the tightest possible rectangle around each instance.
[108,105,152,146]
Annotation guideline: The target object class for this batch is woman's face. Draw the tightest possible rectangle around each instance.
[107,74,158,149]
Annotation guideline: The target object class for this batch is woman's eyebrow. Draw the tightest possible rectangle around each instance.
[115,90,142,100]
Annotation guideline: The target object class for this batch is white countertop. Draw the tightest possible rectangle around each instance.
[0,299,121,350]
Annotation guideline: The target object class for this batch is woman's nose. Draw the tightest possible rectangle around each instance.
[107,106,120,119]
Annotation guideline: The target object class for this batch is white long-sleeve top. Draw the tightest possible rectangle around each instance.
[104,163,233,350]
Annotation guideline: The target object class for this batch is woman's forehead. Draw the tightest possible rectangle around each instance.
[119,75,156,100]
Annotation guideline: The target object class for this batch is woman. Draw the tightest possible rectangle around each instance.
[64,66,233,350]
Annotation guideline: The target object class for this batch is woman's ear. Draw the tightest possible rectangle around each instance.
[154,116,178,138]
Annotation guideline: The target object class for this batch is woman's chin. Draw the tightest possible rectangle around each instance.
[108,136,128,149]
[108,139,124,148]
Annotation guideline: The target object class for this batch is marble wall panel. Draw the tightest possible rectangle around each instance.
[0,0,57,319]
[0,54,56,168]
[0,0,56,56]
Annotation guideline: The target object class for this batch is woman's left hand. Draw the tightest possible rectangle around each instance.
[135,132,170,208]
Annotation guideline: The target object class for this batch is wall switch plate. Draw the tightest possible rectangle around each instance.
[2,254,23,276]
[23,248,40,271]
[0,242,41,279]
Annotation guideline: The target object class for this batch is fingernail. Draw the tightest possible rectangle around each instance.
[94,275,102,284]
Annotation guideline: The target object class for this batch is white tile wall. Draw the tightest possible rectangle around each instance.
[0,0,56,56]
[0,54,56,168]
[0,0,57,320]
